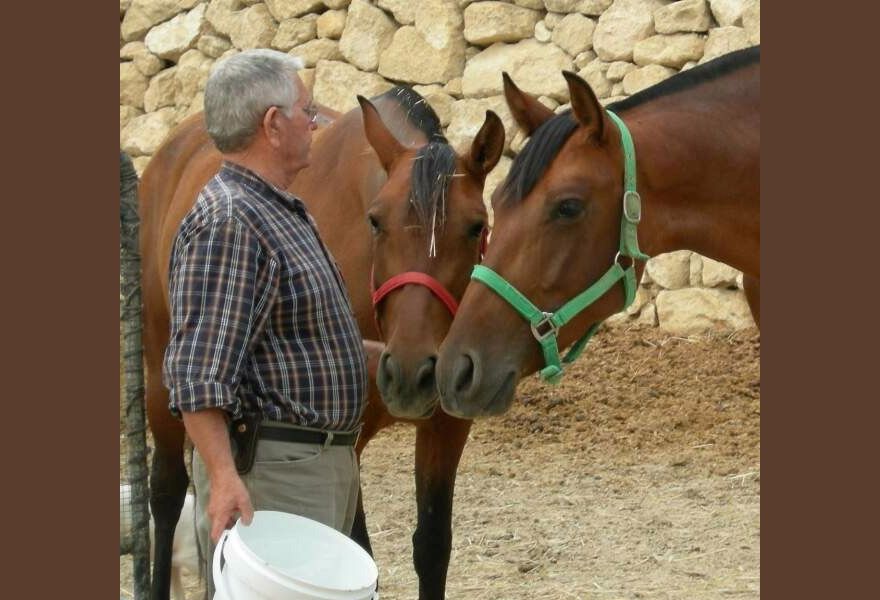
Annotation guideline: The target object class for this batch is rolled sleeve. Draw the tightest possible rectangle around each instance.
[163,217,272,420]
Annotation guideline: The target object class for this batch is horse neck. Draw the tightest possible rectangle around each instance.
[622,67,760,277]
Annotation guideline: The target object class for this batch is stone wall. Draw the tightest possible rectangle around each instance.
[120,0,760,334]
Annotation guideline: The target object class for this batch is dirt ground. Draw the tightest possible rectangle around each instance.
[121,326,760,599]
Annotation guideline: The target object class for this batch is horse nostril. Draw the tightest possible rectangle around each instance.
[452,353,475,395]
[378,352,400,393]
[415,356,437,397]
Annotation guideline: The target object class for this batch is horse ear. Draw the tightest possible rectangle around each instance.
[465,110,505,182]
[358,95,406,172]
[502,72,555,136]
[562,71,607,143]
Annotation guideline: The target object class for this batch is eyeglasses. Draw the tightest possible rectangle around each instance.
[303,104,318,125]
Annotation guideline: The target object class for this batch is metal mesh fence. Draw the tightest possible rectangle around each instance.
[120,151,151,598]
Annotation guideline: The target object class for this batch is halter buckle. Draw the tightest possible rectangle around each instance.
[530,312,558,342]
[623,190,642,224]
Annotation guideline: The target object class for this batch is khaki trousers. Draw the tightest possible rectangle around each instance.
[193,435,360,598]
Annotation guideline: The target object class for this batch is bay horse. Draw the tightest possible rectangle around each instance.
[139,85,503,600]
[437,46,760,419]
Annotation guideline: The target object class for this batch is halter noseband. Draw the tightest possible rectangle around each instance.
[370,227,488,338]
[470,110,649,384]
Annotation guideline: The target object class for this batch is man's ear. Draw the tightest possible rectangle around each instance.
[262,106,284,148]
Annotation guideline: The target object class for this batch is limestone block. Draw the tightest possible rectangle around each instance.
[654,0,711,34]
[606,60,636,81]
[463,1,543,46]
[535,21,552,43]
[299,68,315,91]
[544,12,564,30]
[312,60,393,113]
[197,34,232,58]
[610,82,624,96]
[512,0,544,8]
[120,62,149,109]
[121,0,182,42]
[700,26,751,63]
[622,64,676,95]
[229,4,278,50]
[317,10,347,40]
[291,39,343,68]
[577,59,612,99]
[708,0,747,26]
[483,155,511,221]
[656,288,755,334]
[120,105,144,130]
[378,0,415,25]
[543,0,612,16]
[645,250,692,290]
[551,13,596,57]
[323,0,352,8]
[144,67,180,112]
[174,49,213,106]
[264,0,323,20]
[462,39,573,101]
[144,3,206,61]
[339,0,398,71]
[445,77,464,96]
[379,26,466,85]
[574,49,598,69]
[701,257,741,288]
[120,107,178,156]
[593,0,666,62]
[446,96,517,155]
[689,252,703,285]
[204,0,238,37]
[633,34,705,69]
[742,0,760,44]
[272,17,318,52]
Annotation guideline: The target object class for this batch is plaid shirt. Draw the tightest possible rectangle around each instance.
[163,162,367,431]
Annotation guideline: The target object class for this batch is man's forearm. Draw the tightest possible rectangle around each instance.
[181,408,238,482]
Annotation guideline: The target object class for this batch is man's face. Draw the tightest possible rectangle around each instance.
[276,75,318,184]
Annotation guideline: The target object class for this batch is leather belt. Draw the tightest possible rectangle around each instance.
[258,424,359,447]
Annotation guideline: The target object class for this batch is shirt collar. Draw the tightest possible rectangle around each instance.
[219,160,308,217]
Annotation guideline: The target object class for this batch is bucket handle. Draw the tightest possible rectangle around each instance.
[212,529,230,597]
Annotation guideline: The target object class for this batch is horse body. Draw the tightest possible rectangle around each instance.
[437,47,760,419]
[139,86,503,600]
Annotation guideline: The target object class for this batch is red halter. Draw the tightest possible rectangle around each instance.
[369,227,489,338]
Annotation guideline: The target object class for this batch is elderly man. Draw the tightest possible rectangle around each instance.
[162,49,368,595]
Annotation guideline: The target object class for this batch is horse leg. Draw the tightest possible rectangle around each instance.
[743,274,760,328]
[351,348,395,598]
[146,381,190,600]
[412,411,472,600]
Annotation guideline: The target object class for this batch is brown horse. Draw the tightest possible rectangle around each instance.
[139,85,503,600]
[437,46,760,419]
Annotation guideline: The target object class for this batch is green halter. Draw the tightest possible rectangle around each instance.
[471,110,650,383]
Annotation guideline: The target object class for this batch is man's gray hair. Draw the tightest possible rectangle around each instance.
[204,49,306,153]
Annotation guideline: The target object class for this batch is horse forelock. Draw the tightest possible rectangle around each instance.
[409,142,457,256]
[501,111,579,206]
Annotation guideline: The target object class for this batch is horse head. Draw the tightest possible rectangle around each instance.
[438,71,644,419]
[358,94,504,419]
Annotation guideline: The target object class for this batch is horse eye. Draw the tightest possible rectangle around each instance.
[467,222,485,239]
[553,198,584,220]
[367,214,381,235]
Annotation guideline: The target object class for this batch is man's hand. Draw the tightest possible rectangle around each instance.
[207,470,254,542]
[181,407,256,542]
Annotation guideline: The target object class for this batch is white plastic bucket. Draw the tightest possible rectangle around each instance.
[213,511,378,600]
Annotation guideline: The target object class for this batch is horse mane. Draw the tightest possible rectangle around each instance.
[378,86,457,254]
[501,45,760,206]
[379,86,448,144]
[607,45,760,113]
